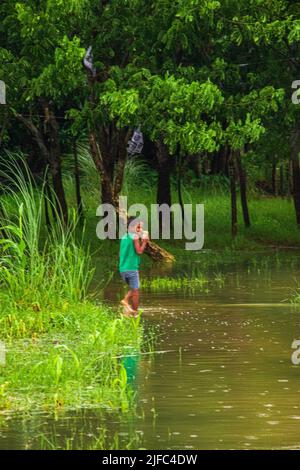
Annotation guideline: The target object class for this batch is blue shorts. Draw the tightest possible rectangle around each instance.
[120,270,140,290]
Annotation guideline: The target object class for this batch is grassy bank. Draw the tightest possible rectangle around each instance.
[0,158,143,414]
[0,302,142,413]
[80,188,300,278]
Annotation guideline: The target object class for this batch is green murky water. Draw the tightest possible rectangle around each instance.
[1,251,300,449]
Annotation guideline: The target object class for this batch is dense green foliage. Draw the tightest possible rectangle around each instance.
[1,0,300,424]
[1,0,300,233]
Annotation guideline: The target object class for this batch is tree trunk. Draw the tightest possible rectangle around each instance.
[86,72,174,262]
[157,165,172,205]
[156,139,172,235]
[144,240,175,262]
[191,153,202,179]
[73,140,84,223]
[236,150,250,228]
[288,160,293,198]
[156,140,172,207]
[46,108,68,226]
[271,162,277,196]
[43,168,51,230]
[211,147,227,175]
[16,111,68,225]
[113,128,131,200]
[177,163,184,227]
[89,132,175,262]
[177,152,188,232]
[229,151,238,238]
[88,131,114,205]
[15,113,49,163]
[0,109,8,148]
[279,163,284,196]
[291,128,300,225]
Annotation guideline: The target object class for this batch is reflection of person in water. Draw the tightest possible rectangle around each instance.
[121,354,140,387]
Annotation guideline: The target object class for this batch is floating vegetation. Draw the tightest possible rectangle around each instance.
[213,272,226,287]
[290,290,300,305]
[39,427,144,450]
[141,274,209,293]
[141,269,227,293]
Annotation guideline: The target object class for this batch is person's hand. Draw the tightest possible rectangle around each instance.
[142,230,149,242]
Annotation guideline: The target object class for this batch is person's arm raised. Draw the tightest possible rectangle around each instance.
[134,233,149,255]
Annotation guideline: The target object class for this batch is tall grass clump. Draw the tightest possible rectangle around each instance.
[0,153,94,310]
[0,154,143,414]
[123,157,156,194]
[141,274,209,293]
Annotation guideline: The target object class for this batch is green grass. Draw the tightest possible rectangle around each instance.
[60,145,300,266]
[0,302,142,413]
[0,156,143,415]
[82,189,300,274]
[141,275,209,292]
[141,270,225,293]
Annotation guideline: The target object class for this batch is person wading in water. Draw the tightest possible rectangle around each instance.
[119,217,149,317]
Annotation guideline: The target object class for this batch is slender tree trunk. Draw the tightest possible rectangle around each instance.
[43,168,51,230]
[157,166,172,230]
[45,168,57,221]
[236,150,250,228]
[177,166,184,218]
[229,151,238,238]
[271,162,277,196]
[43,103,68,226]
[0,109,8,147]
[211,151,218,174]
[288,160,293,198]
[193,154,202,179]
[156,139,172,235]
[211,147,227,174]
[73,140,84,223]
[51,161,68,225]
[89,131,115,205]
[113,128,131,200]
[203,154,210,175]
[220,146,229,174]
[291,128,300,225]
[156,140,172,207]
[279,163,284,196]
[177,153,185,232]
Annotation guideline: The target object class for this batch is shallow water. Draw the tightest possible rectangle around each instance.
[2,251,300,449]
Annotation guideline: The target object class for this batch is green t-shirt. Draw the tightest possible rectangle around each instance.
[119,233,140,272]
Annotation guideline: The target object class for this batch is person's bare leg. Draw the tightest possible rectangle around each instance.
[123,290,132,303]
[131,289,139,314]
[121,290,135,313]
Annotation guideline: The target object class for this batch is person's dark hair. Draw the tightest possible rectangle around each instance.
[127,216,141,228]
